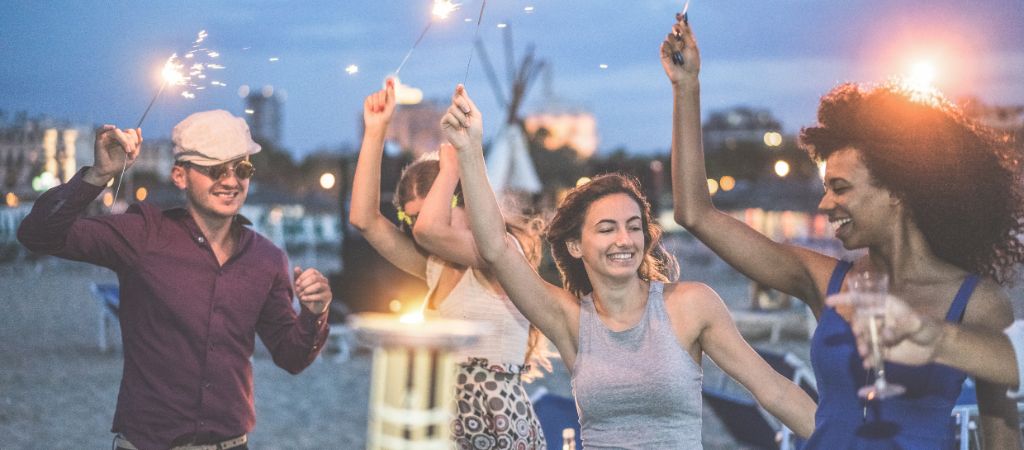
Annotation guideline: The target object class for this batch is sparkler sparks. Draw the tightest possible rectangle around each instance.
[115,29,227,209]
[395,0,461,76]
[432,0,460,19]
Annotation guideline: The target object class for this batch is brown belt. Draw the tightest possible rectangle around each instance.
[114,433,247,450]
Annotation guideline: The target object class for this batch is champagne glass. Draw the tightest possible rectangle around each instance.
[849,271,905,400]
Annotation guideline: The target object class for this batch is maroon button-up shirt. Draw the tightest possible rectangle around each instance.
[18,169,330,450]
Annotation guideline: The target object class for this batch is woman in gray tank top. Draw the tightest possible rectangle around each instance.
[440,85,816,449]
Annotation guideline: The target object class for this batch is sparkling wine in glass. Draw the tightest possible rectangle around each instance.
[850,271,905,400]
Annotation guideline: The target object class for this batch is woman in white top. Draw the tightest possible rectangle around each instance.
[440,83,815,449]
[350,80,548,449]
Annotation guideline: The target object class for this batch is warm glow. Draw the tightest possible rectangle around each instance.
[720,176,736,192]
[707,178,719,195]
[345,64,359,75]
[102,192,114,207]
[320,172,336,190]
[431,0,460,19]
[774,160,791,178]
[763,131,783,147]
[389,77,424,105]
[388,299,402,313]
[399,310,425,324]
[576,176,592,187]
[4,192,18,207]
[135,187,148,202]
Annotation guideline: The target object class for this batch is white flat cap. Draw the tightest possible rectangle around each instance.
[172,110,261,166]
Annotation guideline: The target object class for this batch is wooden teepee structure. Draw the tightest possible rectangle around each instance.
[474,26,545,194]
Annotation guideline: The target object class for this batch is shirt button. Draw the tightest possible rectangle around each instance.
[316,319,324,326]
[312,344,319,351]
[196,236,205,244]
[204,382,211,389]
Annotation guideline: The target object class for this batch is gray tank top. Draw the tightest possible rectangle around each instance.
[571,281,703,449]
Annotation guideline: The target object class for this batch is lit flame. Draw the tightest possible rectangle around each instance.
[399,310,425,324]
[432,0,460,19]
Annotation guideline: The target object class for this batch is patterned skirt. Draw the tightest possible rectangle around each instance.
[452,358,547,450]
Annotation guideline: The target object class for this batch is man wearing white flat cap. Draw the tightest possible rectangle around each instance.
[18,110,332,450]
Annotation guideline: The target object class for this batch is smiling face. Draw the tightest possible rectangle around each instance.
[818,147,899,249]
[172,157,251,220]
[568,193,646,281]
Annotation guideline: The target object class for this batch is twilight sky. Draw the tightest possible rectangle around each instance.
[2,0,1022,157]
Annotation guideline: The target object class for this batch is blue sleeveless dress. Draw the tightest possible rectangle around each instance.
[805,260,980,449]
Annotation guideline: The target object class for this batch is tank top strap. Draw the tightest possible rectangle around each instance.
[826,260,854,296]
[645,281,667,320]
[944,274,980,323]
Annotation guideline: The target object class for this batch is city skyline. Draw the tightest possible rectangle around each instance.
[2,0,1022,158]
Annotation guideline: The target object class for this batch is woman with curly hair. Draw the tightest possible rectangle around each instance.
[665,13,1024,449]
[350,80,549,449]
[442,84,815,448]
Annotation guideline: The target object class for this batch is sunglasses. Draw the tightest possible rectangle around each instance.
[179,159,255,180]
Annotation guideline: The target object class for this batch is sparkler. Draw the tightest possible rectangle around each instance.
[395,0,460,76]
[462,0,487,84]
[112,30,226,208]
[671,0,691,66]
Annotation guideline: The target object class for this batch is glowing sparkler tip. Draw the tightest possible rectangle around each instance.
[431,0,460,19]
[268,57,280,62]
[345,64,359,75]
[524,6,535,13]
[599,64,609,69]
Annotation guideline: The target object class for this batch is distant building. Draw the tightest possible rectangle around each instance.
[523,106,598,159]
[382,100,446,158]
[132,138,175,177]
[961,97,1024,140]
[702,107,783,152]
[245,86,283,144]
[0,113,92,198]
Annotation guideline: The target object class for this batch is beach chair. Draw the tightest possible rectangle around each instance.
[756,348,818,402]
[703,388,784,449]
[89,282,120,352]
[529,387,582,449]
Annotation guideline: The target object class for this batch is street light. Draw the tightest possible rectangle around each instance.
[763,131,783,147]
[774,160,791,178]
[720,176,736,192]
[707,178,719,195]
[135,187,148,202]
[320,172,337,190]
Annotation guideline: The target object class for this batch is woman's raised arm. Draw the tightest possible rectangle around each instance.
[441,85,582,364]
[412,143,487,268]
[663,15,833,310]
[349,79,428,279]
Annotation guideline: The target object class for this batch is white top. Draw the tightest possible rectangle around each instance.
[423,255,530,365]
[1005,320,1024,398]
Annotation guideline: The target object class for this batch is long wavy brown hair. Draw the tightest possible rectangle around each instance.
[395,156,551,377]
[800,81,1024,284]
[545,173,679,298]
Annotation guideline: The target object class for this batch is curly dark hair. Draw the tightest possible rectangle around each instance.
[545,173,679,298]
[799,81,1024,284]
